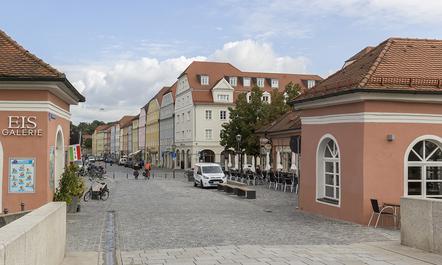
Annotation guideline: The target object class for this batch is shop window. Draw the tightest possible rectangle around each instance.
[316,135,340,206]
[406,139,442,198]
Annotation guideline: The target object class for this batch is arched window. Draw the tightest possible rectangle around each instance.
[406,139,442,198]
[317,135,340,206]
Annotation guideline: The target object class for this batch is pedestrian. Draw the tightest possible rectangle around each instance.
[144,161,151,180]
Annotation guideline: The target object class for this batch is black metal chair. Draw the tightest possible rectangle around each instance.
[368,199,397,228]
[268,171,276,189]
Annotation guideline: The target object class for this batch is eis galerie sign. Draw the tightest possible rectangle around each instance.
[2,116,43,136]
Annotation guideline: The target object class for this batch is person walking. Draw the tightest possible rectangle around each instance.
[144,161,151,180]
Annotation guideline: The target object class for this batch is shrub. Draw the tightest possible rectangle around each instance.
[54,163,85,205]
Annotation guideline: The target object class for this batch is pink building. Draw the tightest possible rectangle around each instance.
[294,38,442,224]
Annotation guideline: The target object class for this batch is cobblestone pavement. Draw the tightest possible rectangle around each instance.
[121,242,442,265]
[67,164,399,254]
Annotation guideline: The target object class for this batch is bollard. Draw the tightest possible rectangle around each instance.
[165,173,167,179]
[173,170,175,179]
[126,173,128,179]
[3,208,8,214]
[20,202,25,211]
[113,172,115,179]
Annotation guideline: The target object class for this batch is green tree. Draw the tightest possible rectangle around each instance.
[284,81,302,103]
[83,138,92,149]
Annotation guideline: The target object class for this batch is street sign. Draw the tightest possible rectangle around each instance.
[172,152,176,160]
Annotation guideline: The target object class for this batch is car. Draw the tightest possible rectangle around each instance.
[193,163,226,188]
[88,156,96,163]
[119,157,127,166]
[73,160,84,169]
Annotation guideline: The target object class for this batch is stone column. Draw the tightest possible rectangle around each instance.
[276,150,283,170]
[228,154,232,168]
[235,154,239,170]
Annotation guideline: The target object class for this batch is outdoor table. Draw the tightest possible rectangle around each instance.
[383,202,400,228]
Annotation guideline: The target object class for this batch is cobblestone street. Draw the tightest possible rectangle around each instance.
[65,164,442,265]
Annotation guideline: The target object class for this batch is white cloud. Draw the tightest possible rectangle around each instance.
[62,39,309,124]
[222,0,442,40]
[211,40,308,73]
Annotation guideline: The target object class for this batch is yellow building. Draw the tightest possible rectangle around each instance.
[117,116,135,156]
[146,87,169,165]
[132,115,139,154]
[92,124,111,157]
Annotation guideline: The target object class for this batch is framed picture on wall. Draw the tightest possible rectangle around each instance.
[9,158,36,193]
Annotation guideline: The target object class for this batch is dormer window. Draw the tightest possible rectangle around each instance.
[243,77,251,87]
[257,78,265,88]
[307,80,316,89]
[201,75,209,85]
[271,79,279,88]
[229,77,237,86]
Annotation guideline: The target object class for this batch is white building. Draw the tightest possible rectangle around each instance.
[174,61,322,169]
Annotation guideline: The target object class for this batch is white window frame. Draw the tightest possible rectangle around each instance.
[205,110,212,120]
[257,78,265,88]
[271,79,279,88]
[405,135,442,198]
[308,80,316,89]
[201,75,209,85]
[187,111,191,121]
[220,110,227,120]
[243,77,251,87]
[316,134,341,207]
[229,76,237,86]
[205,129,212,140]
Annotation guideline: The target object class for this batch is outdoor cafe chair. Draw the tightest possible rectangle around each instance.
[283,174,294,192]
[275,172,285,191]
[247,172,256,185]
[368,199,398,228]
[268,171,276,189]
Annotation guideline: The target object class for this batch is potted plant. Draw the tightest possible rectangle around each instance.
[54,163,85,213]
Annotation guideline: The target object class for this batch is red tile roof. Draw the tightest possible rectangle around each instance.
[179,61,322,104]
[295,37,442,103]
[95,124,111,132]
[119,115,135,128]
[0,29,85,102]
[256,111,301,135]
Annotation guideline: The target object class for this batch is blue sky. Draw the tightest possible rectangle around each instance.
[2,0,442,123]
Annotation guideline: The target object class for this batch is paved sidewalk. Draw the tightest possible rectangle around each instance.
[120,241,442,265]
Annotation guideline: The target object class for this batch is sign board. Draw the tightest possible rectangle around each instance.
[2,116,43,136]
[9,158,35,193]
[172,152,176,161]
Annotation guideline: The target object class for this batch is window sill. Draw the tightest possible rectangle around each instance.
[317,197,339,206]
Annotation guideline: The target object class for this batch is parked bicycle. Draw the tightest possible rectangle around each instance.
[83,178,109,201]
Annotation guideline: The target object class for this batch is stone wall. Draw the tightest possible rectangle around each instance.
[401,197,442,254]
[0,202,66,265]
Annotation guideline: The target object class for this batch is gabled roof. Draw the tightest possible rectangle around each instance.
[0,29,85,102]
[95,124,111,133]
[256,111,301,135]
[295,37,442,103]
[344,46,374,65]
[155,86,170,105]
[180,61,322,104]
[119,115,135,128]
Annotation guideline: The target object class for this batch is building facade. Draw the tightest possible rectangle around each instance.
[145,87,168,165]
[138,105,147,160]
[0,30,84,212]
[294,37,442,224]
[131,115,139,154]
[174,61,321,170]
[159,84,176,169]
[92,124,110,157]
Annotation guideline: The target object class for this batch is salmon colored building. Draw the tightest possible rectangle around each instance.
[0,30,84,212]
[293,38,442,224]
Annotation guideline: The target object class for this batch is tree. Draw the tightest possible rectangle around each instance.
[83,138,92,149]
[284,81,302,103]
[220,84,297,157]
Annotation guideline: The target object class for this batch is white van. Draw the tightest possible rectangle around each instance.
[193,163,226,188]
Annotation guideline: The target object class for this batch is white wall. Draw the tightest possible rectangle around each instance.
[0,202,66,265]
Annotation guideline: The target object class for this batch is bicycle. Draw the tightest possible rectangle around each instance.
[83,178,109,201]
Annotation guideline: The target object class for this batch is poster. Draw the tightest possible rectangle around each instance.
[9,158,35,193]
[49,146,55,192]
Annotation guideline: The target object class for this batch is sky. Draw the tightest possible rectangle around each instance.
[1,0,442,124]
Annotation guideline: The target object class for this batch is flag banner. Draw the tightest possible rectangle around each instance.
[69,144,82,161]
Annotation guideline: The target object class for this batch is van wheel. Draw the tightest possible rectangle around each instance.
[200,180,204,189]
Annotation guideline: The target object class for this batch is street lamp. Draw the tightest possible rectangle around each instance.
[236,134,242,174]
[172,144,177,178]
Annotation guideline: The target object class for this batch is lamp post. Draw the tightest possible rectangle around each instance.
[172,144,176,178]
[236,134,242,174]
